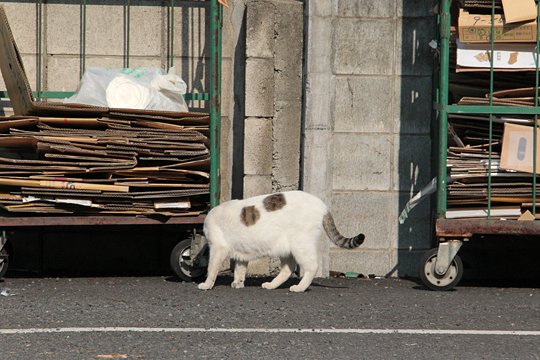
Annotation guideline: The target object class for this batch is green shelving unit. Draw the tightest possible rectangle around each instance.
[420,0,540,290]
[0,0,223,280]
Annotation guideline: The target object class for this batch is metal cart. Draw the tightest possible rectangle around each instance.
[421,0,540,290]
[0,0,223,281]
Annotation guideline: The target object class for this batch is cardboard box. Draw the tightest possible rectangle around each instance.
[502,0,537,24]
[456,40,538,71]
[500,123,540,173]
[458,9,537,43]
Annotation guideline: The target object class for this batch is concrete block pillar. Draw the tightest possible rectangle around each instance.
[243,1,275,198]
[242,0,303,275]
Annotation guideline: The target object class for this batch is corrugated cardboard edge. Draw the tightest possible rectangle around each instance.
[0,5,34,115]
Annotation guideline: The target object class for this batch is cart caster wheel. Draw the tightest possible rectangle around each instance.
[420,248,463,291]
[0,246,9,279]
[170,239,206,282]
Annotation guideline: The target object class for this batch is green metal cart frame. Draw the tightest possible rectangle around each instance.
[0,0,223,281]
[422,0,540,290]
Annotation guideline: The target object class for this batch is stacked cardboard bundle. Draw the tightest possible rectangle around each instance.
[0,6,211,216]
[0,114,210,215]
[441,0,540,219]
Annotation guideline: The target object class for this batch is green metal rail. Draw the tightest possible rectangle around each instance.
[436,0,540,218]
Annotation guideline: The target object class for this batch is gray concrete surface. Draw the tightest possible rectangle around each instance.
[0,276,538,359]
[303,0,435,278]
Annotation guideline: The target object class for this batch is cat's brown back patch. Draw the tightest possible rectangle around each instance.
[241,205,260,226]
[263,193,286,212]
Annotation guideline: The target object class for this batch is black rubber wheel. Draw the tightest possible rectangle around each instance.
[170,239,206,282]
[0,246,9,279]
[420,247,463,291]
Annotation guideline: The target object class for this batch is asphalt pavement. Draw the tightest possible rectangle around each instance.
[0,275,539,359]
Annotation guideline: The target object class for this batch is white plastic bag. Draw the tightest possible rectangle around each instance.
[64,67,189,112]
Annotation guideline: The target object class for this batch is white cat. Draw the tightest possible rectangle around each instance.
[198,190,365,292]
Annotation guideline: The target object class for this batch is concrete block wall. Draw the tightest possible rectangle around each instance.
[304,0,435,278]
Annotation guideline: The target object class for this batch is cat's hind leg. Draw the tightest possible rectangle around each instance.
[262,256,296,290]
[289,249,318,293]
[198,244,228,290]
[231,260,248,289]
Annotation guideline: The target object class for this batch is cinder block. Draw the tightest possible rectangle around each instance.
[2,3,37,54]
[391,249,428,278]
[243,174,272,198]
[128,6,164,57]
[46,4,84,55]
[172,5,206,59]
[334,75,394,133]
[246,1,275,59]
[395,17,435,76]
[272,100,301,191]
[398,1,435,18]
[83,6,125,56]
[220,57,232,115]
[392,134,431,192]
[393,75,433,135]
[303,72,334,130]
[247,257,271,275]
[220,4,236,60]
[308,0,334,18]
[305,16,333,75]
[332,133,392,191]
[329,248,393,276]
[220,114,232,202]
[330,191,395,250]
[244,117,273,175]
[302,129,333,204]
[245,58,274,117]
[274,2,303,102]
[394,191,433,251]
[334,18,395,75]
[337,0,396,18]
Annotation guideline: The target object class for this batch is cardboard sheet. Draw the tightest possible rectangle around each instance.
[501,0,537,24]
[456,40,539,70]
[500,123,540,173]
[458,9,537,43]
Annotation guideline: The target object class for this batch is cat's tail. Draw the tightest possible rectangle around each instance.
[322,212,365,249]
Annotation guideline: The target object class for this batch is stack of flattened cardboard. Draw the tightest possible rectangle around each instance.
[0,6,210,216]
[452,0,540,102]
[443,0,540,219]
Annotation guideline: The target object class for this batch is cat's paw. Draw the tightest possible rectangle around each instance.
[261,282,275,289]
[289,285,306,293]
[198,282,213,290]
[231,281,244,289]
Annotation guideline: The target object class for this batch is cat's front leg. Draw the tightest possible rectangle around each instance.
[198,244,228,290]
[198,282,213,290]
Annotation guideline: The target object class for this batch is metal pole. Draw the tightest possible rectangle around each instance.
[533,4,540,214]
[436,0,450,218]
[486,0,496,218]
[124,0,131,68]
[80,0,87,76]
[36,0,42,100]
[209,0,222,208]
